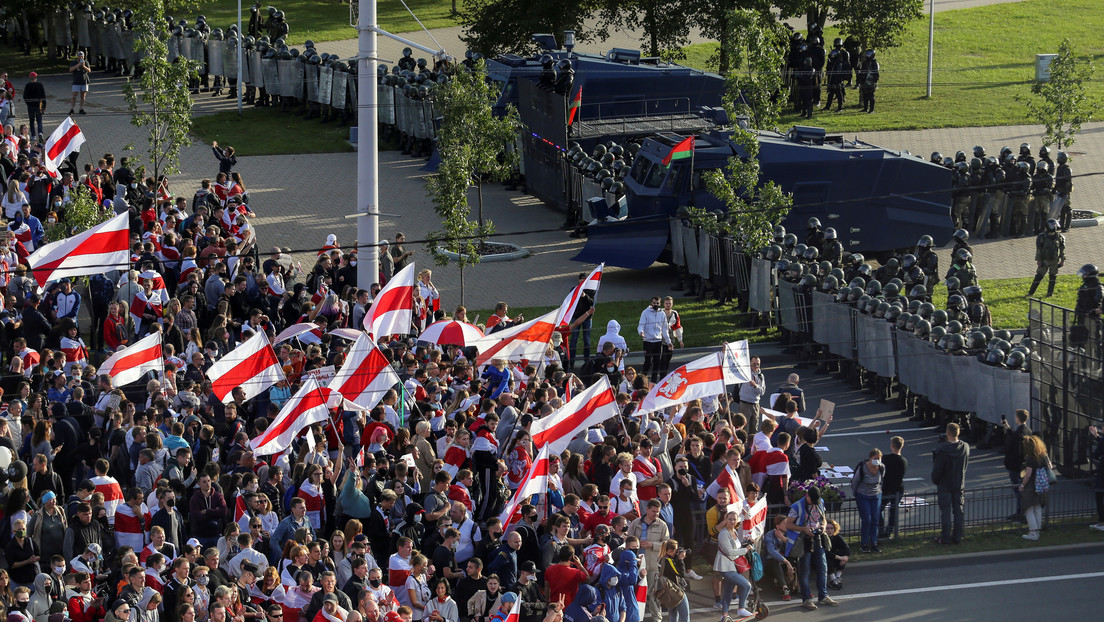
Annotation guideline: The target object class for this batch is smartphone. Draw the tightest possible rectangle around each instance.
[1001,414,1007,424]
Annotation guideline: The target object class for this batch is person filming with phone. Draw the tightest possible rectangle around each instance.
[69,52,91,115]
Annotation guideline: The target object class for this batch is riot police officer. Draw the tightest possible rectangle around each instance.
[951,161,971,230]
[1054,151,1073,232]
[823,48,851,111]
[1037,145,1055,177]
[916,235,939,288]
[806,217,824,252]
[946,248,977,288]
[859,49,879,112]
[1027,218,1065,298]
[980,156,1006,238]
[963,285,991,327]
[1008,161,1032,236]
[795,57,818,119]
[1017,143,1036,176]
[951,228,972,255]
[1075,264,1103,355]
[822,227,843,266]
[901,254,925,288]
[1030,160,1054,235]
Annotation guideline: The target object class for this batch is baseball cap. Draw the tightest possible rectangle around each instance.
[28,72,37,78]
[520,561,537,573]
[500,592,518,604]
[322,594,339,604]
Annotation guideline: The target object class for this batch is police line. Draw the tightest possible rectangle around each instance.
[773,279,1030,425]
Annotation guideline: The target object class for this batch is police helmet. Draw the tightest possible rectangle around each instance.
[848,277,866,289]
[830,268,845,281]
[991,337,1013,353]
[1019,337,1036,350]
[907,299,922,315]
[1046,218,1059,232]
[896,311,911,329]
[765,244,782,261]
[945,276,961,292]
[905,314,920,331]
[866,280,882,296]
[1005,153,1016,165]
[931,309,948,327]
[864,298,880,316]
[609,144,624,157]
[600,176,614,191]
[823,227,837,240]
[963,285,983,301]
[946,333,965,352]
[973,146,985,159]
[609,182,624,195]
[917,235,934,249]
[857,263,872,278]
[954,248,972,263]
[979,325,995,341]
[954,161,969,174]
[849,288,866,304]
[1020,143,1031,155]
[884,257,899,272]
[600,152,615,167]
[886,306,902,323]
[1038,145,1050,158]
[1078,264,1098,278]
[985,156,998,168]
[1006,351,1026,369]
[865,49,875,59]
[931,325,947,344]
[801,274,818,289]
[999,146,1012,159]
[953,228,969,243]
[946,319,963,335]
[995,329,1013,342]
[914,319,931,339]
[808,217,822,229]
[1057,151,1068,164]
[833,37,843,48]
[803,247,819,261]
[874,301,890,318]
[930,152,943,164]
[985,349,1006,366]
[819,260,832,274]
[943,157,953,168]
[918,302,935,319]
[267,6,277,16]
[955,150,966,162]
[772,224,786,243]
[776,259,791,274]
[592,143,607,158]
[966,331,987,350]
[794,243,808,258]
[822,275,839,292]
[948,294,966,311]
[901,254,917,269]
[884,283,900,298]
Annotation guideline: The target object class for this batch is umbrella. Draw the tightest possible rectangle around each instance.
[418,320,485,346]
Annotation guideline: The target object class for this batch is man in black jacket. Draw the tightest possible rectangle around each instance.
[931,423,970,544]
[22,72,45,138]
[1002,409,1032,521]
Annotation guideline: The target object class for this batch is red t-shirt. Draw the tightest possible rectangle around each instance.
[545,564,590,606]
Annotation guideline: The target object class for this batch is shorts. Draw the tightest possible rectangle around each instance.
[72,84,88,93]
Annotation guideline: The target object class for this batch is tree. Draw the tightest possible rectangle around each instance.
[775,0,832,35]
[701,10,793,254]
[44,186,111,243]
[831,0,923,51]
[460,0,604,57]
[1017,38,1098,150]
[121,0,199,180]
[425,60,522,304]
[596,0,692,60]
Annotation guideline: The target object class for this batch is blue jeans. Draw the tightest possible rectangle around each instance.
[720,571,750,613]
[799,547,828,601]
[856,492,882,546]
[569,317,592,367]
[668,593,689,622]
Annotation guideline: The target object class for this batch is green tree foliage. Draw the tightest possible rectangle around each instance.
[459,0,603,57]
[831,0,923,50]
[596,0,692,60]
[775,0,833,34]
[1017,38,1098,150]
[121,0,199,180]
[44,185,112,244]
[425,60,522,303]
[701,10,792,253]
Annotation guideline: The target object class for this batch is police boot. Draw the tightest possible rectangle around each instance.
[1047,274,1057,297]
[1027,274,1043,297]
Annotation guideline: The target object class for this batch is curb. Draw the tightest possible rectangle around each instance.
[846,540,1104,572]
[434,244,531,263]
[1071,215,1102,228]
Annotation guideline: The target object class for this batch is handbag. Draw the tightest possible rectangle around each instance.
[749,550,764,582]
[1034,463,1050,494]
[653,574,686,609]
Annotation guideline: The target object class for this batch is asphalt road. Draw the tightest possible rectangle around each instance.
[683,543,1104,621]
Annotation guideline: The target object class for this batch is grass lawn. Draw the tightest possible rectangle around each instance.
[931,275,1080,330]
[680,0,1104,133]
[0,46,73,76]
[191,107,356,155]
[200,0,461,46]
[472,297,779,351]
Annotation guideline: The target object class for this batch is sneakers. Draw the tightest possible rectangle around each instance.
[68,108,75,114]
[1023,532,1039,541]
[871,545,881,553]
[735,608,754,619]
[686,570,704,581]
[802,599,818,611]
[828,579,843,590]
[781,587,791,601]
[1090,523,1104,532]
[79,109,87,114]
[819,596,840,607]
[712,601,723,611]
[860,545,871,553]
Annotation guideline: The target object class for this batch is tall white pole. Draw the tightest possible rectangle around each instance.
[926,0,934,98]
[237,0,243,115]
[357,0,380,286]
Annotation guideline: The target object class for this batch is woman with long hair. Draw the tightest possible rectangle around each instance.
[659,540,690,622]
[1020,435,1053,541]
[505,431,532,491]
[562,453,590,498]
[713,509,753,621]
[2,179,27,219]
[405,554,431,621]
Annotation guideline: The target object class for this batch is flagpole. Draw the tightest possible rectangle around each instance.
[721,341,734,424]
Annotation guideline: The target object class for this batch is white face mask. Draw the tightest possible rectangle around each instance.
[871,459,882,467]
[53,565,65,574]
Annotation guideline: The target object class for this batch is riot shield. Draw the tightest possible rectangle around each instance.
[1049,195,1066,220]
[347,75,357,114]
[260,57,278,92]
[207,40,224,77]
[192,37,206,73]
[291,61,304,99]
[223,42,239,80]
[248,51,263,87]
[97,22,110,61]
[123,30,137,65]
[54,12,72,46]
[178,34,192,63]
[317,66,333,106]
[306,64,319,101]
[76,12,90,47]
[167,35,180,62]
[109,23,124,61]
[972,193,994,238]
[749,259,772,313]
[332,70,347,112]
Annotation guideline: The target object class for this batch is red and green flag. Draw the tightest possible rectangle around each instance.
[662,135,694,167]
[567,86,582,126]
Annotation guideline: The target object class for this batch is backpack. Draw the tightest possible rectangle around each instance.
[749,550,764,581]
[850,460,884,497]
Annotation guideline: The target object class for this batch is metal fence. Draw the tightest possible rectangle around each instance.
[1029,300,1100,478]
[765,479,1096,540]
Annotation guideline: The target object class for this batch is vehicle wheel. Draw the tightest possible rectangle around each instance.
[756,602,770,619]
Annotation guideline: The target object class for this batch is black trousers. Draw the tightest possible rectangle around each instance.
[642,340,664,382]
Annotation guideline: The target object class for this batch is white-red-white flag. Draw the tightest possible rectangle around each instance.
[722,340,753,385]
[91,474,123,525]
[498,443,552,526]
[363,263,415,337]
[636,351,726,414]
[98,332,163,388]
[739,496,769,542]
[138,269,169,303]
[274,322,324,345]
[470,309,558,368]
[328,333,400,411]
[43,117,86,178]
[207,331,284,403]
[530,375,619,455]
[234,493,251,531]
[250,376,331,456]
[26,212,129,284]
[500,598,521,622]
[441,444,468,480]
[636,576,648,620]
[706,464,745,503]
[553,263,603,326]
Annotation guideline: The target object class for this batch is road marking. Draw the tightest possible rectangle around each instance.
[687,570,1104,612]
[815,427,939,438]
